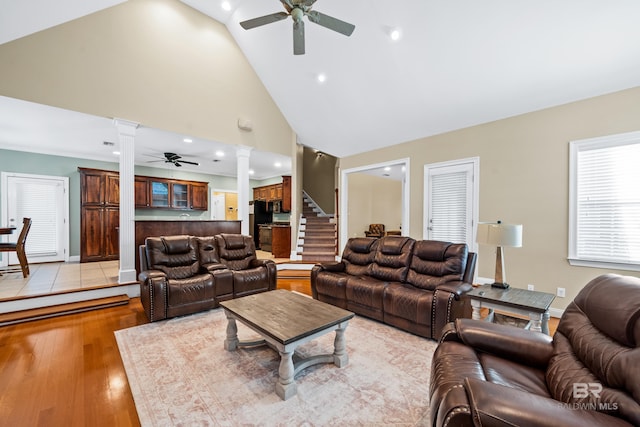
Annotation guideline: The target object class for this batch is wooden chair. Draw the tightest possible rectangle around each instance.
[364,223,385,238]
[0,218,33,278]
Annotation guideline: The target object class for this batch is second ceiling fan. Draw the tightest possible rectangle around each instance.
[239,0,355,55]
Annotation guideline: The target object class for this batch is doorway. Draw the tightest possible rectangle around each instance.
[211,190,238,221]
[340,158,410,252]
[1,172,69,266]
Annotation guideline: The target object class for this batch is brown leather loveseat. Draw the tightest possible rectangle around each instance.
[139,234,276,322]
[311,236,477,339]
[429,273,640,426]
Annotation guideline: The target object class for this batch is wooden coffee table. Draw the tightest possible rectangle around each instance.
[220,290,354,400]
[467,284,555,334]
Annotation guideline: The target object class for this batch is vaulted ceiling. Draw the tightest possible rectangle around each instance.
[1,0,640,169]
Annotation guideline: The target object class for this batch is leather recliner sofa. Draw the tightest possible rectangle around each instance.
[311,236,477,340]
[138,234,276,322]
[429,273,640,427]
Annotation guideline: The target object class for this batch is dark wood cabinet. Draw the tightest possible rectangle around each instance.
[136,176,207,210]
[79,168,120,262]
[253,176,292,212]
[190,182,208,210]
[282,175,291,212]
[271,225,291,258]
[135,177,150,208]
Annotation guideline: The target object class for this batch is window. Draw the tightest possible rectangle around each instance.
[569,131,640,271]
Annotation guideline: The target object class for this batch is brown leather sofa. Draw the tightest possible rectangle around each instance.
[139,234,276,322]
[311,236,476,340]
[429,274,640,427]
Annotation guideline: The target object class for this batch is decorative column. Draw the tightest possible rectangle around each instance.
[236,146,252,235]
[114,118,138,284]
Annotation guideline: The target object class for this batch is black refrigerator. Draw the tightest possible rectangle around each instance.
[249,200,272,248]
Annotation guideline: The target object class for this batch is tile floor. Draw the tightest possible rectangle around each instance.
[0,261,120,299]
[0,250,284,300]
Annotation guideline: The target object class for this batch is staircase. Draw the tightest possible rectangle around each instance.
[297,194,337,262]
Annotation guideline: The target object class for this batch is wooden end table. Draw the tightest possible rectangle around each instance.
[220,290,354,400]
[467,284,555,334]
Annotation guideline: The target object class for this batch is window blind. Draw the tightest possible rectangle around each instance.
[573,137,640,265]
[429,171,468,244]
[15,180,61,256]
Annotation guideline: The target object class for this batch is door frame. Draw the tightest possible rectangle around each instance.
[0,172,70,266]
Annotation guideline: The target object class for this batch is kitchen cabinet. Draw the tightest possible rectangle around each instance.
[282,175,291,212]
[79,168,120,262]
[136,176,208,210]
[271,225,291,258]
[252,176,292,212]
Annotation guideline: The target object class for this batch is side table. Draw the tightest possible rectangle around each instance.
[467,284,555,334]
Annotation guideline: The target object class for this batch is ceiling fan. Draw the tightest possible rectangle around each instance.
[239,0,355,55]
[147,152,199,167]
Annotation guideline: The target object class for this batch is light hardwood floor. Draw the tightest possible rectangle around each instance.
[0,274,557,427]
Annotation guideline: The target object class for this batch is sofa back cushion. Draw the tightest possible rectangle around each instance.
[545,274,640,425]
[215,234,256,270]
[145,235,199,279]
[369,236,415,282]
[406,241,468,290]
[341,238,379,276]
[196,236,221,265]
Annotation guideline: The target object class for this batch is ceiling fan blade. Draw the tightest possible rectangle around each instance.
[164,152,180,160]
[293,19,305,55]
[300,0,318,7]
[240,12,289,30]
[307,11,355,36]
[179,160,200,166]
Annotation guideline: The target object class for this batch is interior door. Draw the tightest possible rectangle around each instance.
[1,173,69,265]
[424,158,479,250]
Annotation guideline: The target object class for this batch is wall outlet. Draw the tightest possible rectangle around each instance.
[527,284,535,291]
[557,287,566,298]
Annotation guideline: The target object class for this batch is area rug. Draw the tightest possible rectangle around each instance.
[115,308,437,426]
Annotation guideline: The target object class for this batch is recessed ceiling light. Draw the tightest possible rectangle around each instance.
[249,169,255,175]
[215,150,225,157]
[390,29,401,41]
[384,166,391,172]
[221,1,231,11]
[317,73,327,83]
[183,138,193,143]
[274,162,282,168]
[113,151,120,156]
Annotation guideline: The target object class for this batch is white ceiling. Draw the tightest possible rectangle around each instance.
[1,0,640,170]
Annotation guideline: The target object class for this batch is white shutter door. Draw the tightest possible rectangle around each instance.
[425,162,474,246]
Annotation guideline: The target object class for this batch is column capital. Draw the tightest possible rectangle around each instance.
[236,145,253,158]
[113,118,139,136]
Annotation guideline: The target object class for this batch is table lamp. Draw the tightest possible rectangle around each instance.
[476,221,523,289]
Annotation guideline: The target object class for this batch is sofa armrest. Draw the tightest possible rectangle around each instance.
[448,318,554,367]
[314,261,346,273]
[435,280,473,297]
[201,262,227,273]
[138,269,166,282]
[249,258,275,268]
[464,378,633,427]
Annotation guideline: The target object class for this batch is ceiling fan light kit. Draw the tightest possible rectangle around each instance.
[239,0,355,55]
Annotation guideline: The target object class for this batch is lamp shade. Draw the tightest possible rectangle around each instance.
[476,222,522,248]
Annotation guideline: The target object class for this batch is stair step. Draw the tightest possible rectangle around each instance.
[0,295,130,327]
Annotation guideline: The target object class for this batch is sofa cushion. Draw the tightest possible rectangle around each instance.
[215,234,256,270]
[406,241,468,291]
[342,238,378,276]
[145,235,199,279]
[369,236,415,282]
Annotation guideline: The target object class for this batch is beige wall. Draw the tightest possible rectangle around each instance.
[0,0,293,157]
[347,174,402,239]
[340,86,640,311]
[302,146,337,213]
